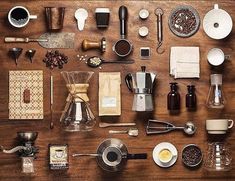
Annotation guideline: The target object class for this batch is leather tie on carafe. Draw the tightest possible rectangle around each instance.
[66,84,95,120]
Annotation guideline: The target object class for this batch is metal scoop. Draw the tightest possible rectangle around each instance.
[109,128,139,137]
[87,56,134,68]
[146,119,196,135]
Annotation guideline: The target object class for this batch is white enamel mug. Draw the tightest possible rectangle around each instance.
[8,6,37,28]
[206,119,234,134]
[207,48,230,66]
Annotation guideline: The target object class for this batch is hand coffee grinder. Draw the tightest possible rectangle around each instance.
[0,132,39,173]
[125,66,156,111]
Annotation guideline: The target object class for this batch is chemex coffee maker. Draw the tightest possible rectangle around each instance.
[125,66,156,112]
[0,132,38,173]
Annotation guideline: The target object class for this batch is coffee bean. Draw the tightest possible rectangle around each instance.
[43,50,69,70]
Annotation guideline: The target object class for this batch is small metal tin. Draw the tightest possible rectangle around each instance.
[139,9,149,20]
[139,26,149,37]
[182,144,203,168]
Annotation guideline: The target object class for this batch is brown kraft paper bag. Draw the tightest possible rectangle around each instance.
[99,72,121,116]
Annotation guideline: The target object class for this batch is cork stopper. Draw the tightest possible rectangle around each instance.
[210,74,222,85]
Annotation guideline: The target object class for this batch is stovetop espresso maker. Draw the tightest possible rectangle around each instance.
[125,66,156,111]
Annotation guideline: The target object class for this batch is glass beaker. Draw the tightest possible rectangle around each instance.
[60,71,95,132]
[204,142,232,171]
[206,74,226,109]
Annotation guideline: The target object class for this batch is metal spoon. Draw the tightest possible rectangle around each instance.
[87,56,134,68]
[147,120,196,135]
[109,128,139,137]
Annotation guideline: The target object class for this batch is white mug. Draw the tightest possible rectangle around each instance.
[206,119,234,134]
[207,48,230,66]
[8,6,37,28]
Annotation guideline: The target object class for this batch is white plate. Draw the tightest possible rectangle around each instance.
[152,142,178,168]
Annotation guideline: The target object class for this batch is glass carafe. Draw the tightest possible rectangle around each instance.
[60,71,95,132]
[204,142,232,171]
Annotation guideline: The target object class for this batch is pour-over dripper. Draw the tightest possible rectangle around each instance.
[60,71,95,132]
[26,49,36,63]
[9,47,23,66]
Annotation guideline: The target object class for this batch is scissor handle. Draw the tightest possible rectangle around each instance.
[146,119,175,135]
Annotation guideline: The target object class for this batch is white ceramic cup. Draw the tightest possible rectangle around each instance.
[8,6,37,28]
[207,48,230,66]
[206,119,234,134]
[158,149,173,164]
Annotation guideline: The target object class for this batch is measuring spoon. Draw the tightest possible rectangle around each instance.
[87,56,134,68]
[109,128,139,137]
[75,8,88,31]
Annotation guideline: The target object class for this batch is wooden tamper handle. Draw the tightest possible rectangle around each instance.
[82,37,106,52]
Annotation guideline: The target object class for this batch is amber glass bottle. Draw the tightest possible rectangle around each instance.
[186,85,197,110]
[167,82,180,111]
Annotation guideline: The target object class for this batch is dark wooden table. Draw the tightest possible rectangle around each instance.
[0,0,234,180]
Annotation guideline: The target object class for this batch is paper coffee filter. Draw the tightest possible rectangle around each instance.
[203,8,233,39]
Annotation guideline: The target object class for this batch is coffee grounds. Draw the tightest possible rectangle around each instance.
[115,40,131,56]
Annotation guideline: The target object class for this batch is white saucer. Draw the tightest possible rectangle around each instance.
[152,142,178,168]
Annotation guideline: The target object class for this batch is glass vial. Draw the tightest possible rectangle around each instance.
[206,74,225,109]
[186,85,197,110]
[167,82,180,112]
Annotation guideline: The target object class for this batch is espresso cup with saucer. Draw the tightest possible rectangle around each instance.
[153,142,178,168]
[206,119,234,134]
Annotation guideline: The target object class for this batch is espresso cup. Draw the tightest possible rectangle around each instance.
[95,8,110,28]
[158,149,173,163]
[55,149,64,158]
[207,48,230,66]
[206,119,234,134]
[8,6,37,28]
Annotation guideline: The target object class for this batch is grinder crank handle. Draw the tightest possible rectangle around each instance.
[119,6,128,39]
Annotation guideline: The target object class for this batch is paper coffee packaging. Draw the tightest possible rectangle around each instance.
[99,72,121,116]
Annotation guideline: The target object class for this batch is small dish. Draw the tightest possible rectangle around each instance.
[139,26,149,37]
[139,9,149,20]
[182,144,203,168]
[152,142,178,168]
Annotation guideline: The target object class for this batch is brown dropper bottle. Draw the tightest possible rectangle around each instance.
[167,82,180,112]
[186,85,197,111]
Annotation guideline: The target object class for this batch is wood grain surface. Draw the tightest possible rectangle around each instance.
[0,0,234,180]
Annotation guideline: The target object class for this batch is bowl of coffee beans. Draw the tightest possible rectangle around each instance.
[182,144,203,168]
